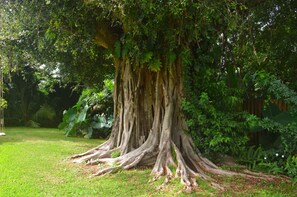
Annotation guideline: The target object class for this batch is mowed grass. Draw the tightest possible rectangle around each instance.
[0,128,295,197]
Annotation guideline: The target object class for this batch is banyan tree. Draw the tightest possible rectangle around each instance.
[2,0,277,191]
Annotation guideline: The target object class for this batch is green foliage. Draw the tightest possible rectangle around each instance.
[249,71,297,155]
[257,115,297,155]
[114,41,122,59]
[148,58,162,72]
[285,156,297,182]
[245,0,297,89]
[237,71,297,179]
[4,66,79,127]
[252,71,297,107]
[33,104,57,127]
[0,98,8,109]
[59,80,113,138]
[239,146,297,181]
[0,0,114,89]
[140,52,153,64]
[238,146,264,170]
[4,67,46,126]
[259,162,284,175]
[183,67,250,156]
[24,120,40,128]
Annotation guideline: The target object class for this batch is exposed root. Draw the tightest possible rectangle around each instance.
[71,113,280,193]
[71,140,114,163]
[172,142,198,192]
[210,182,225,191]
[123,150,147,169]
[92,166,121,177]
[242,169,286,181]
[71,132,281,193]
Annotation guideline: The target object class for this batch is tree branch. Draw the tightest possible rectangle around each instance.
[95,21,121,49]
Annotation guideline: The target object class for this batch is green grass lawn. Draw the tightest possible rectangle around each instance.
[0,128,295,197]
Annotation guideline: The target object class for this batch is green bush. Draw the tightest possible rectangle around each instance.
[183,67,251,157]
[239,146,297,181]
[238,71,297,179]
[285,156,297,182]
[59,80,113,139]
[250,71,297,155]
[33,104,57,127]
[25,120,40,128]
[238,146,264,170]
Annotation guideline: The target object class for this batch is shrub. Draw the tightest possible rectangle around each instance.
[250,71,297,155]
[183,67,252,157]
[285,156,297,182]
[238,71,297,179]
[239,146,297,181]
[59,80,113,139]
[25,120,40,128]
[33,104,57,127]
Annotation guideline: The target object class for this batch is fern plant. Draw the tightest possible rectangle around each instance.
[238,146,264,170]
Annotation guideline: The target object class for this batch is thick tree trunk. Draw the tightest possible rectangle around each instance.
[72,57,274,191]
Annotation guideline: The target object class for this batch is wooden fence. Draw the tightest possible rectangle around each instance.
[243,99,288,117]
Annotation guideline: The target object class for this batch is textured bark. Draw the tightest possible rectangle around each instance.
[72,57,275,192]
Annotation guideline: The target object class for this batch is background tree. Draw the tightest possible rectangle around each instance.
[0,0,112,127]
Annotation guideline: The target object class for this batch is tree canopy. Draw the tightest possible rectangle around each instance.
[2,0,296,83]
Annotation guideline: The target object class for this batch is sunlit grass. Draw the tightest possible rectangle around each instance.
[0,127,295,196]
[0,128,187,196]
